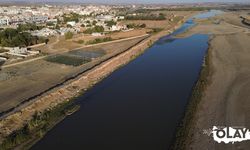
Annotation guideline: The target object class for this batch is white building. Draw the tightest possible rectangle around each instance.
[96,15,114,21]
[110,25,126,31]
[0,17,10,26]
[116,16,125,20]
[67,21,76,27]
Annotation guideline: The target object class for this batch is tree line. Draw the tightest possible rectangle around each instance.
[125,13,166,20]
[0,28,48,47]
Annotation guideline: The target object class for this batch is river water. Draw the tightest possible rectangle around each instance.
[31,11,221,150]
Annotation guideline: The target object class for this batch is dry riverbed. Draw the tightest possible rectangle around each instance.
[176,11,250,150]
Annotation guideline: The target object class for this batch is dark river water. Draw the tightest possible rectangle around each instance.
[31,11,221,150]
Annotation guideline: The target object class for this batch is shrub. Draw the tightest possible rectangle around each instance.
[76,40,84,44]
[87,37,112,45]
[65,32,73,40]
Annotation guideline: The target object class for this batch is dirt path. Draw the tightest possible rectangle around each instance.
[47,35,63,52]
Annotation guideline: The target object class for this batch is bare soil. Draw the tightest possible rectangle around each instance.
[0,37,145,114]
[180,11,250,150]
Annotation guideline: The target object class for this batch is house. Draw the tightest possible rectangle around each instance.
[67,21,76,27]
[0,16,9,26]
[110,25,120,31]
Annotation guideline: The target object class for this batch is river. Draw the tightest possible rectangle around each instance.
[31,10,221,150]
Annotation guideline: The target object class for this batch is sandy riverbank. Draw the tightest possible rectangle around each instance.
[176,11,250,149]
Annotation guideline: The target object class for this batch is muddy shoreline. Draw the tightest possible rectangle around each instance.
[171,36,213,150]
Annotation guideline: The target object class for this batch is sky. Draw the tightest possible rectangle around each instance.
[2,0,250,4]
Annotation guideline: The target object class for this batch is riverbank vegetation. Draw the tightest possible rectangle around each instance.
[171,44,211,150]
[0,101,79,150]
[126,23,146,29]
[75,39,85,44]
[147,28,164,34]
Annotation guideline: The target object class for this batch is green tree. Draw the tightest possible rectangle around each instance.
[63,12,80,23]
[4,28,18,40]
[105,20,117,27]
[92,20,97,25]
[65,32,73,39]
[94,25,104,33]
[46,22,55,26]
[0,28,45,47]
[17,23,43,32]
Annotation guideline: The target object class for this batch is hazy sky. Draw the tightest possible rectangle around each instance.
[3,0,250,4]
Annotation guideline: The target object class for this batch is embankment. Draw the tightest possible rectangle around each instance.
[0,19,186,149]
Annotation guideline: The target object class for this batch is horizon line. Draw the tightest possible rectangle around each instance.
[0,1,250,5]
